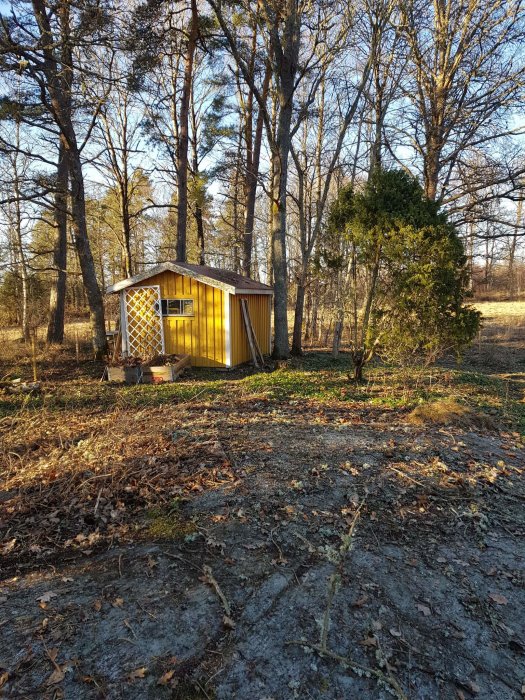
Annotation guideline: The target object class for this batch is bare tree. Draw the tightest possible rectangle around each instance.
[0,0,110,356]
[397,0,525,202]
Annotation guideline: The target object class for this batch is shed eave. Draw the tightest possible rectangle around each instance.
[106,262,274,296]
[233,288,273,295]
[106,262,237,295]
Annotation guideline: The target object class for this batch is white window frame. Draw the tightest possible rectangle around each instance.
[159,298,195,317]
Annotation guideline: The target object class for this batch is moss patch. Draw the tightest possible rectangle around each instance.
[146,508,198,540]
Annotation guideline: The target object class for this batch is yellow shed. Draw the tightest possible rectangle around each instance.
[106,262,273,368]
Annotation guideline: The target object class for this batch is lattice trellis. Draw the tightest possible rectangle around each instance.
[124,286,165,358]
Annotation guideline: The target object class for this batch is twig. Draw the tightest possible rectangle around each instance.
[123,619,137,638]
[320,503,363,652]
[162,550,203,572]
[194,680,212,699]
[386,465,426,487]
[202,564,231,618]
[136,601,158,620]
[269,526,285,563]
[287,641,408,700]
[289,501,406,700]
[93,488,103,515]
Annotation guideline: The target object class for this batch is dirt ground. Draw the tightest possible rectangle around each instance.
[1,305,524,699]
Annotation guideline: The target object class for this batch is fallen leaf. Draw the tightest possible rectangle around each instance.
[416,603,431,617]
[37,591,57,604]
[467,681,480,694]
[128,667,147,681]
[113,597,125,608]
[47,648,59,662]
[93,599,102,612]
[489,593,508,605]
[0,671,9,689]
[46,667,65,686]
[360,635,378,647]
[157,670,175,686]
[352,594,369,608]
[451,628,466,640]
[223,615,236,629]
[389,628,402,638]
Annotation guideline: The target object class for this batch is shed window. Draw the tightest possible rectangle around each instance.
[159,298,194,316]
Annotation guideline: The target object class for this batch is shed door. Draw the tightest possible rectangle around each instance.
[124,285,165,358]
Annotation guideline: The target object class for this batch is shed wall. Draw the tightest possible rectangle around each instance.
[230,294,272,366]
[130,271,226,367]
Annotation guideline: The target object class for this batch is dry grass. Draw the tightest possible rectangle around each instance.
[0,319,92,344]
[407,398,498,430]
[474,301,525,342]
[474,300,525,319]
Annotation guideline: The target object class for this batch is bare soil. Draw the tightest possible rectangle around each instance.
[1,307,524,699]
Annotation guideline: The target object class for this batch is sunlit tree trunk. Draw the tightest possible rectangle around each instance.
[175,0,198,262]
[47,141,69,344]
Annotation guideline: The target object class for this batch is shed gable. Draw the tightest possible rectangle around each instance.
[129,270,226,368]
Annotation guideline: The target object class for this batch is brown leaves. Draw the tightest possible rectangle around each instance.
[488,593,508,605]
[157,659,179,687]
[46,666,65,686]
[128,667,147,681]
[0,539,16,556]
[157,669,175,686]
[44,647,70,686]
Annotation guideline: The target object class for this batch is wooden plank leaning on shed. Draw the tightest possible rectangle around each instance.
[240,298,265,368]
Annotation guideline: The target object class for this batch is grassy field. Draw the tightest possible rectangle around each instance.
[0,302,524,699]
[1,300,524,426]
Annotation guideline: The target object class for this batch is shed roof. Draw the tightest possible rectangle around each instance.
[106,262,273,295]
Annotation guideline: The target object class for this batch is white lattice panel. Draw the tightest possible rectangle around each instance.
[124,286,165,358]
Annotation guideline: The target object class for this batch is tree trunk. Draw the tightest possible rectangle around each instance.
[32,0,107,358]
[12,136,30,342]
[47,141,68,344]
[332,320,343,358]
[271,142,289,359]
[68,150,108,358]
[508,198,522,299]
[271,68,297,359]
[242,64,270,276]
[424,141,440,201]
[352,352,364,381]
[291,275,306,355]
[175,0,198,262]
[121,196,133,278]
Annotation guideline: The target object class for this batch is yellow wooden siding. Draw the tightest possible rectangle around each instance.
[230,294,272,366]
[129,271,225,367]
